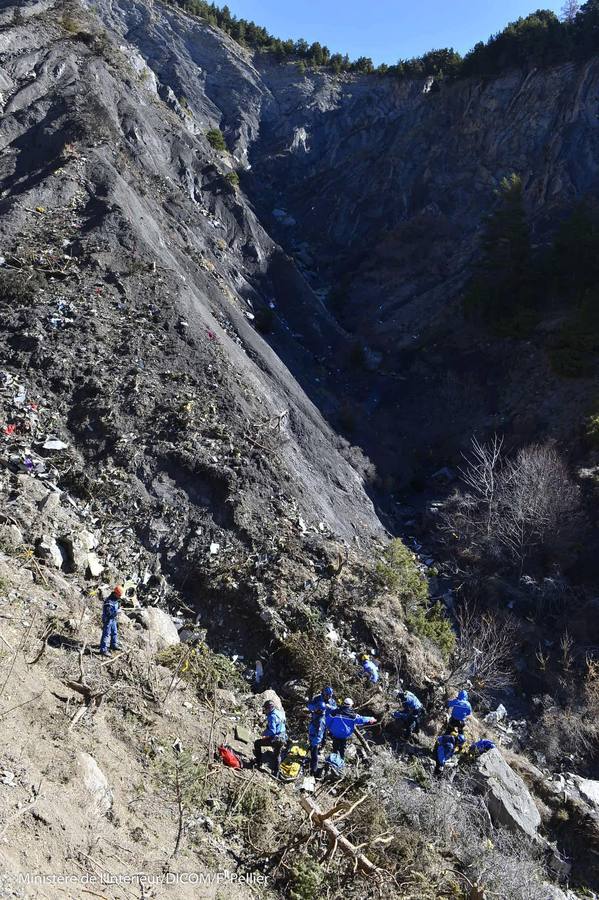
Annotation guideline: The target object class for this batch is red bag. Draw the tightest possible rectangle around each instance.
[218,744,242,769]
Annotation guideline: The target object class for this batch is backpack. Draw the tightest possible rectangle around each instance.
[217,744,242,769]
[278,743,309,782]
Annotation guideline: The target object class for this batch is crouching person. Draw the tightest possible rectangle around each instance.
[254,700,287,775]
[434,731,465,775]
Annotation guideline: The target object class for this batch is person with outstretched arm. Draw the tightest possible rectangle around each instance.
[326,698,376,759]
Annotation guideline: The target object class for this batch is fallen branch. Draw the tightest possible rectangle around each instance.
[0,690,45,720]
[299,795,381,878]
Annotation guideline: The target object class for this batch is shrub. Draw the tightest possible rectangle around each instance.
[288,857,323,900]
[281,632,371,709]
[376,539,454,656]
[443,437,583,573]
[206,128,226,151]
[156,642,244,699]
[406,599,455,659]
[224,171,239,189]
[375,539,428,603]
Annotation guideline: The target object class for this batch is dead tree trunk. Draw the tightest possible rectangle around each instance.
[299,795,381,877]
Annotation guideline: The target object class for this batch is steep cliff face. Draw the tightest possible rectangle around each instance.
[89,0,599,487]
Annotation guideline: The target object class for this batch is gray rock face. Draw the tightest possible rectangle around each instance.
[475,749,541,839]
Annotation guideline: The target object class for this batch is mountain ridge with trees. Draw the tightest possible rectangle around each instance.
[168,1,599,81]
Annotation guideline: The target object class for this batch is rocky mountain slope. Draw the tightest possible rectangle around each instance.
[1,0,599,897]
[90,0,599,486]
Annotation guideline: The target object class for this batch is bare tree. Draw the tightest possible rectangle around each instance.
[445,604,516,702]
[496,444,581,571]
[443,438,582,573]
[459,434,503,537]
[561,0,580,22]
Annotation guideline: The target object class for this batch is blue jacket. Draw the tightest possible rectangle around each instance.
[307,693,337,717]
[361,660,379,684]
[436,732,465,767]
[447,696,472,722]
[327,707,373,740]
[307,694,337,746]
[470,739,495,755]
[102,594,120,622]
[264,707,287,740]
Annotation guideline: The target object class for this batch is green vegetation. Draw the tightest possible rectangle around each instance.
[406,598,456,659]
[376,539,454,657]
[464,174,537,335]
[224,170,240,189]
[376,539,428,603]
[157,642,244,699]
[168,2,599,83]
[288,858,324,900]
[465,177,599,375]
[206,127,226,151]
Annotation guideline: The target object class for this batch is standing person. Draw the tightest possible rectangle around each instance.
[307,686,336,776]
[392,689,424,738]
[446,689,472,734]
[99,585,123,656]
[326,698,376,759]
[254,701,287,775]
[358,653,380,684]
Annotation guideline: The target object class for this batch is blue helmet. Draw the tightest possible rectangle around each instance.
[458,690,469,701]
[322,686,334,699]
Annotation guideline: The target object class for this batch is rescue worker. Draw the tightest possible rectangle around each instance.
[358,653,380,684]
[253,700,287,775]
[326,698,376,759]
[100,585,123,656]
[446,689,472,734]
[467,738,496,759]
[434,731,465,775]
[392,689,424,738]
[307,686,337,776]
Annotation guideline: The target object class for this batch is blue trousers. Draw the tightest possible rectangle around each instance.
[100,617,118,653]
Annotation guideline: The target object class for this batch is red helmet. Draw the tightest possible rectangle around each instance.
[113,585,124,598]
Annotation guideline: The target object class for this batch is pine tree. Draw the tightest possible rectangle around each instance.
[465,174,535,328]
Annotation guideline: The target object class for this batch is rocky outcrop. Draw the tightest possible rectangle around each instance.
[76,752,112,816]
[475,749,541,839]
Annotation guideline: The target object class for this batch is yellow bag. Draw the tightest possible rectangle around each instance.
[278,743,309,782]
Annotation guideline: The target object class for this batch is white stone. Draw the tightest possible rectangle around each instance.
[76,752,112,815]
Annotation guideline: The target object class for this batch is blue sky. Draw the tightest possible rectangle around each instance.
[223,1,565,65]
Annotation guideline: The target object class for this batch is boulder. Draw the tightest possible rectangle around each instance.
[0,523,24,551]
[76,752,112,815]
[36,534,66,569]
[140,608,180,651]
[475,749,541,839]
[254,688,283,711]
[572,776,599,810]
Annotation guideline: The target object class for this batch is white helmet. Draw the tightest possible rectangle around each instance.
[343,698,354,708]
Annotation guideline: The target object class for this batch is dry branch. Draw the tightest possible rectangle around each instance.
[299,794,382,878]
